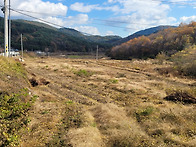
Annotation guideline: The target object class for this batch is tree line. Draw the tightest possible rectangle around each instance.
[110,22,196,59]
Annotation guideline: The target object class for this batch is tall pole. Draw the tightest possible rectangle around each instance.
[4,0,8,57]
[8,0,11,56]
[21,34,23,60]
[96,45,99,60]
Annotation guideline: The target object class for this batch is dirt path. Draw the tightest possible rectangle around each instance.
[20,57,196,147]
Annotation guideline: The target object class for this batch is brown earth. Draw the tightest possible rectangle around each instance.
[19,57,196,147]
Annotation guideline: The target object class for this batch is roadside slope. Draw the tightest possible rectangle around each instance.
[0,57,33,146]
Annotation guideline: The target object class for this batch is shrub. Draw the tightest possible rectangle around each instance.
[156,52,168,64]
[171,45,196,77]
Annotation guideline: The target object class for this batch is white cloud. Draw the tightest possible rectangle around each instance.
[35,14,89,28]
[65,14,89,26]
[102,0,177,34]
[180,15,196,23]
[74,26,100,35]
[10,0,68,18]
[70,2,120,13]
[69,0,177,35]
[1,0,90,29]
[0,0,181,36]
[109,14,176,34]
[70,2,98,13]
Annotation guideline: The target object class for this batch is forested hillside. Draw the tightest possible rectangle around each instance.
[0,17,113,53]
[0,17,174,54]
[110,22,196,59]
[116,25,175,45]
[59,28,122,45]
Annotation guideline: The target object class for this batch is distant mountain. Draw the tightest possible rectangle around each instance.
[59,28,122,44]
[0,17,117,53]
[0,17,176,54]
[117,25,176,45]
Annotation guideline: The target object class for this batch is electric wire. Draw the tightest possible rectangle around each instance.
[11,7,166,27]
[2,0,196,36]
[11,8,151,31]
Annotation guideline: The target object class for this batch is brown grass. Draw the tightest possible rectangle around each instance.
[1,56,195,146]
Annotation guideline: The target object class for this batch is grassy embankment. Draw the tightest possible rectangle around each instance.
[0,57,35,146]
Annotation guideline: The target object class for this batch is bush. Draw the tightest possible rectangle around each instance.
[156,52,168,64]
[171,45,196,77]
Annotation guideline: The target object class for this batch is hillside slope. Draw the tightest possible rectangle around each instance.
[59,28,122,44]
[110,22,196,59]
[116,25,175,45]
[0,57,32,146]
[0,18,112,53]
[0,18,175,54]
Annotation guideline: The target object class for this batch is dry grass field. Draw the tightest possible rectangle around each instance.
[1,56,195,146]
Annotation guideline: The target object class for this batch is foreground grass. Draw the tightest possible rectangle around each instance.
[0,57,34,146]
[0,90,36,146]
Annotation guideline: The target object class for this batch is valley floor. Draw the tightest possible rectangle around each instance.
[20,57,196,146]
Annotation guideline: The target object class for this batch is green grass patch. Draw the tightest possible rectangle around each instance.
[110,79,119,84]
[0,57,27,79]
[74,69,93,77]
[0,90,35,146]
[135,106,154,122]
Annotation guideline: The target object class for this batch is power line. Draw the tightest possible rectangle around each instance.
[11,7,165,28]
[11,9,66,28]
[11,8,66,16]
[6,0,196,28]
[11,7,177,36]
[11,8,94,36]
[92,18,161,26]
[5,0,196,36]
[12,8,154,32]
[146,0,196,5]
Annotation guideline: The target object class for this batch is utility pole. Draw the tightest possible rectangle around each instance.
[8,0,11,56]
[96,45,99,60]
[4,0,9,57]
[21,34,23,61]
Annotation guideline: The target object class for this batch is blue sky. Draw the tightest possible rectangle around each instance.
[1,0,196,37]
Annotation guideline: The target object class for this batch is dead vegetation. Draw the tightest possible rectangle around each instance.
[29,77,50,87]
[1,56,195,146]
[164,90,196,104]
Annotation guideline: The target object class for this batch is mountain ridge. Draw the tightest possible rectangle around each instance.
[116,25,176,45]
[0,17,176,53]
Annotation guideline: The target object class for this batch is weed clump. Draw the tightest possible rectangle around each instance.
[135,106,154,122]
[0,90,33,146]
[74,69,93,77]
[109,79,118,84]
